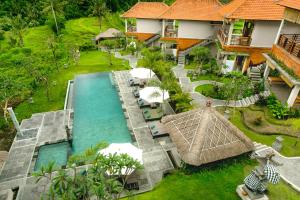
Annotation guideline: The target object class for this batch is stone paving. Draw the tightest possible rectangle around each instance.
[256,147,300,192]
[0,109,71,193]
[114,52,138,68]
[114,70,179,191]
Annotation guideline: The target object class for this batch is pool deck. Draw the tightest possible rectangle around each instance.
[114,70,181,190]
[0,71,180,198]
[0,110,72,193]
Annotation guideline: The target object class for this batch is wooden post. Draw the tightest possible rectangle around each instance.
[274,19,285,44]
[125,19,128,33]
[287,85,300,108]
[242,57,251,73]
[227,22,234,46]
[8,107,23,137]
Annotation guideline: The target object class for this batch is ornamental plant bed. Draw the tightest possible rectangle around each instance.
[241,109,298,137]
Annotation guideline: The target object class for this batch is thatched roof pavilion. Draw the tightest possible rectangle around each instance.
[161,107,254,166]
[95,28,122,42]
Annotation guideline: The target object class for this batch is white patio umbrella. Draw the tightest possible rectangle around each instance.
[139,87,170,103]
[99,143,143,175]
[130,68,155,79]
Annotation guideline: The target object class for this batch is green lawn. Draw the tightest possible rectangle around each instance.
[219,108,300,157]
[15,50,130,120]
[130,156,300,200]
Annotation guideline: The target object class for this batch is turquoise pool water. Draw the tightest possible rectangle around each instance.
[72,73,131,154]
[35,73,131,170]
[34,142,69,171]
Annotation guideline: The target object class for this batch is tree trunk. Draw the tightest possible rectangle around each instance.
[51,1,59,34]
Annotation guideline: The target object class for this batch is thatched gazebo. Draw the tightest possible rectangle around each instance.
[95,28,123,44]
[161,107,254,166]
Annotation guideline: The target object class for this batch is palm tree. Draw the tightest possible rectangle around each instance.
[43,0,66,34]
[190,46,210,73]
[142,48,163,78]
[8,14,27,47]
[147,76,172,114]
[91,0,109,31]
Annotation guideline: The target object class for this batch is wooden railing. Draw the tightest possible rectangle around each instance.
[164,25,178,38]
[277,34,300,59]
[218,29,228,44]
[218,28,251,46]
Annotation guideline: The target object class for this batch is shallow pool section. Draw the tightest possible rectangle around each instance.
[34,142,69,171]
[72,73,132,154]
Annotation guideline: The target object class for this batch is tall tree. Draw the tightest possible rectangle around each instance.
[43,0,66,34]
[91,0,109,30]
[7,14,27,47]
[142,48,163,78]
[190,46,210,73]
[0,75,27,122]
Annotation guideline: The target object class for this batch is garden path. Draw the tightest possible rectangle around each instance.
[255,145,300,192]
[172,65,270,108]
[114,51,138,68]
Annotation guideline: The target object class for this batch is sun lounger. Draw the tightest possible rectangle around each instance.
[148,122,169,138]
[133,88,140,98]
[138,99,150,108]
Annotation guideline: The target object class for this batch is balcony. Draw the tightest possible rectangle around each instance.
[127,25,137,32]
[164,24,178,38]
[277,34,300,59]
[218,29,251,46]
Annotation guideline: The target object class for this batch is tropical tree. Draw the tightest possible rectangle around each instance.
[34,142,142,199]
[47,34,60,71]
[5,14,27,47]
[91,0,109,30]
[142,48,163,77]
[171,92,193,113]
[0,75,27,122]
[43,0,67,34]
[189,46,210,73]
[147,75,172,114]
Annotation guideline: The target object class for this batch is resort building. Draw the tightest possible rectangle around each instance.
[122,2,169,46]
[263,0,300,108]
[159,0,223,62]
[217,0,285,72]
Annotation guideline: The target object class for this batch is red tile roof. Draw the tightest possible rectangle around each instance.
[126,32,157,42]
[160,37,203,51]
[122,2,169,19]
[219,0,285,21]
[277,0,300,10]
[160,0,223,21]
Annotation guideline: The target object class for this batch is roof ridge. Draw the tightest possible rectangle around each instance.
[223,0,247,18]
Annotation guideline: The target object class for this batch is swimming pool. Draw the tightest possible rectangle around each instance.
[72,73,132,154]
[35,73,131,170]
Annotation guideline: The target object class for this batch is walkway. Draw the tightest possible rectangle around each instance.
[114,51,138,68]
[172,65,270,107]
[254,144,300,192]
[113,71,180,190]
[0,110,71,192]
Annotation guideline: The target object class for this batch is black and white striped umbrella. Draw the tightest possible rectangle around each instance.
[264,164,280,184]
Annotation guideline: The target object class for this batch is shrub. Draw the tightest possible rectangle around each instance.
[256,95,268,106]
[0,29,5,41]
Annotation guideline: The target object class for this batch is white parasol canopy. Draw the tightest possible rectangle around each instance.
[139,87,169,103]
[99,143,143,175]
[130,68,155,79]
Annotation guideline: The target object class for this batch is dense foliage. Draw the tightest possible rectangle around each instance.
[33,143,142,199]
